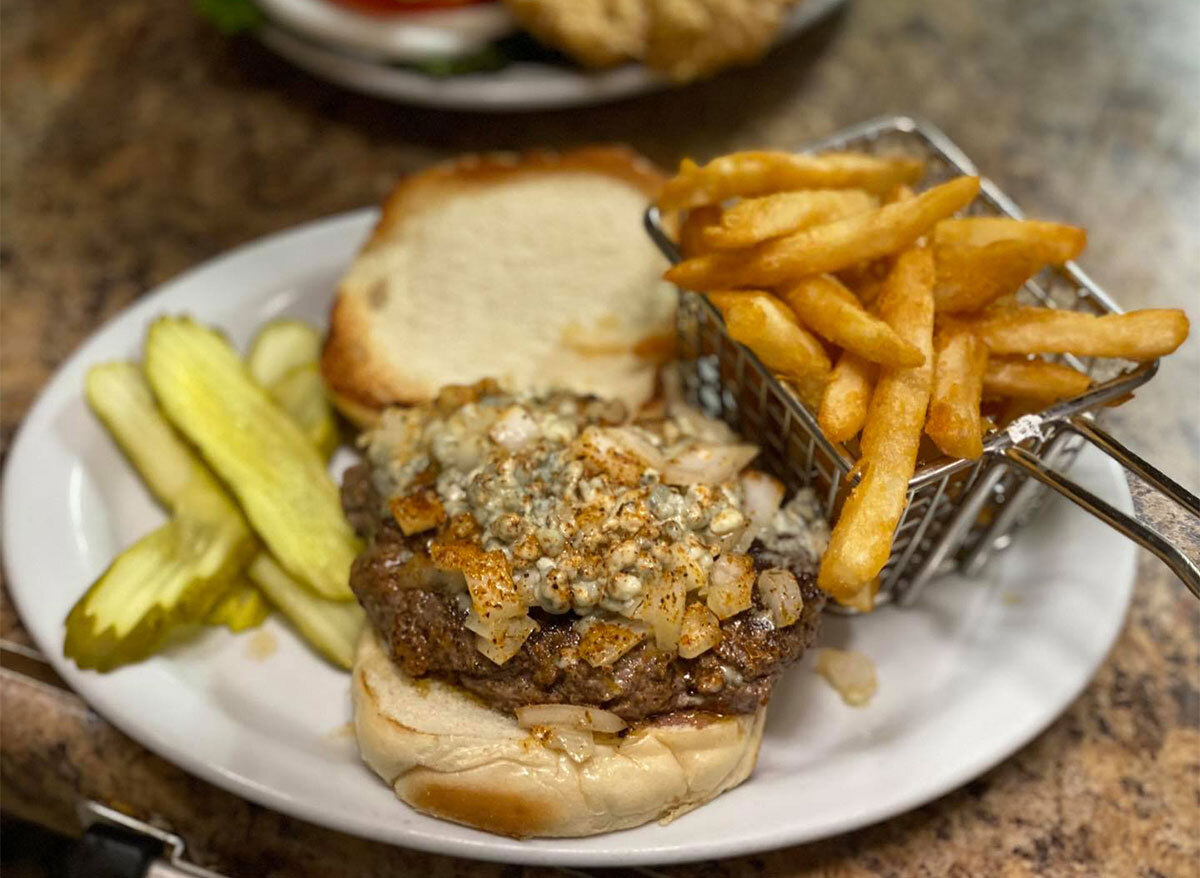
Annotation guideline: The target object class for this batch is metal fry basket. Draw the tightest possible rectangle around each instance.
[646,115,1200,605]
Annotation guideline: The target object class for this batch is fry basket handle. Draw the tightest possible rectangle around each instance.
[1064,416,1200,517]
[999,421,1200,598]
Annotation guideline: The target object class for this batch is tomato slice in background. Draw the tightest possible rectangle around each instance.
[323,0,494,15]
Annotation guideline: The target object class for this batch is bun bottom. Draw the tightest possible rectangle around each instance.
[352,629,766,838]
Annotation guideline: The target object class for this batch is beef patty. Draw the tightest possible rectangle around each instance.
[343,463,824,722]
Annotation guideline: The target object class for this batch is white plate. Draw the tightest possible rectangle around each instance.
[2,210,1135,866]
[257,0,847,111]
[254,0,517,64]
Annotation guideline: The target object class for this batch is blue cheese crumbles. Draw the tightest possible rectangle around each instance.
[362,383,828,665]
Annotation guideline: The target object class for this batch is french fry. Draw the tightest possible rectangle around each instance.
[932,216,1085,313]
[678,205,722,258]
[933,217,1086,264]
[781,274,925,368]
[836,258,893,308]
[933,240,1055,313]
[819,351,875,443]
[837,580,880,614]
[665,176,980,291]
[971,307,1189,361]
[925,327,988,459]
[702,189,878,249]
[707,291,831,409]
[818,248,935,602]
[658,151,924,212]
[982,357,1092,402]
[996,397,1044,426]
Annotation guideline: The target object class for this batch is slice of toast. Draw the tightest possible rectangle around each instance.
[321,147,676,425]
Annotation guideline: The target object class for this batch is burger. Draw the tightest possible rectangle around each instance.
[342,380,830,837]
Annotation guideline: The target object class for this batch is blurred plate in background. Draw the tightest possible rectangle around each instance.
[257,0,847,111]
[255,0,517,63]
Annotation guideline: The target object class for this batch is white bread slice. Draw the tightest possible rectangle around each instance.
[353,628,765,838]
[321,148,676,425]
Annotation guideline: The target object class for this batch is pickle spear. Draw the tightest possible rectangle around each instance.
[247,321,339,459]
[144,317,359,601]
[248,322,339,460]
[85,362,215,508]
[207,581,271,632]
[247,319,323,387]
[247,554,363,669]
[244,329,360,662]
[66,363,255,671]
[267,363,339,461]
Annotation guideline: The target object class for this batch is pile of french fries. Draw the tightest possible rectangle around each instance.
[66,318,363,672]
[658,150,1190,609]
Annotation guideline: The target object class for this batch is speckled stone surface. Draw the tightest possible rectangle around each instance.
[2,0,1198,874]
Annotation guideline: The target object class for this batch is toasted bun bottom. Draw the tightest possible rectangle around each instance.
[352,629,766,838]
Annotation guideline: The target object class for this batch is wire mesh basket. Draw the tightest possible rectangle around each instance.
[646,115,1199,605]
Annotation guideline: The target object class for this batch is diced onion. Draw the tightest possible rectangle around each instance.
[757,567,804,628]
[516,703,627,733]
[734,470,785,553]
[633,574,685,652]
[431,543,525,623]
[474,614,538,665]
[707,553,755,619]
[670,405,738,445]
[661,443,759,486]
[463,608,490,638]
[545,727,595,763]
[388,490,445,536]
[488,405,540,452]
[664,543,707,593]
[603,426,667,471]
[678,601,723,659]
[577,618,647,667]
[454,548,524,624]
[814,648,877,707]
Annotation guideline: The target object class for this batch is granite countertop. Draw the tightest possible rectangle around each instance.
[2,0,1198,874]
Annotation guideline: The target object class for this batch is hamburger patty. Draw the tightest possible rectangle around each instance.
[344,463,824,722]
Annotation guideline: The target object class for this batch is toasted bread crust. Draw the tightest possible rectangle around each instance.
[368,146,665,248]
[321,146,667,421]
[321,294,429,415]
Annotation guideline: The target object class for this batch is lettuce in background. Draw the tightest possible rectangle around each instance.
[194,0,263,33]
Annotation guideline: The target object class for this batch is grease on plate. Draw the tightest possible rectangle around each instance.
[815,647,878,706]
[246,629,278,661]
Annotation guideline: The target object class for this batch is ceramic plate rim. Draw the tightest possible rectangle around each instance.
[2,209,1136,866]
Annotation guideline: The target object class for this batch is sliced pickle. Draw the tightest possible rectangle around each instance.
[247,319,323,388]
[268,363,339,461]
[247,554,363,669]
[86,362,212,508]
[242,336,356,656]
[207,581,271,632]
[247,320,339,460]
[65,518,251,670]
[66,364,256,671]
[144,317,359,601]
